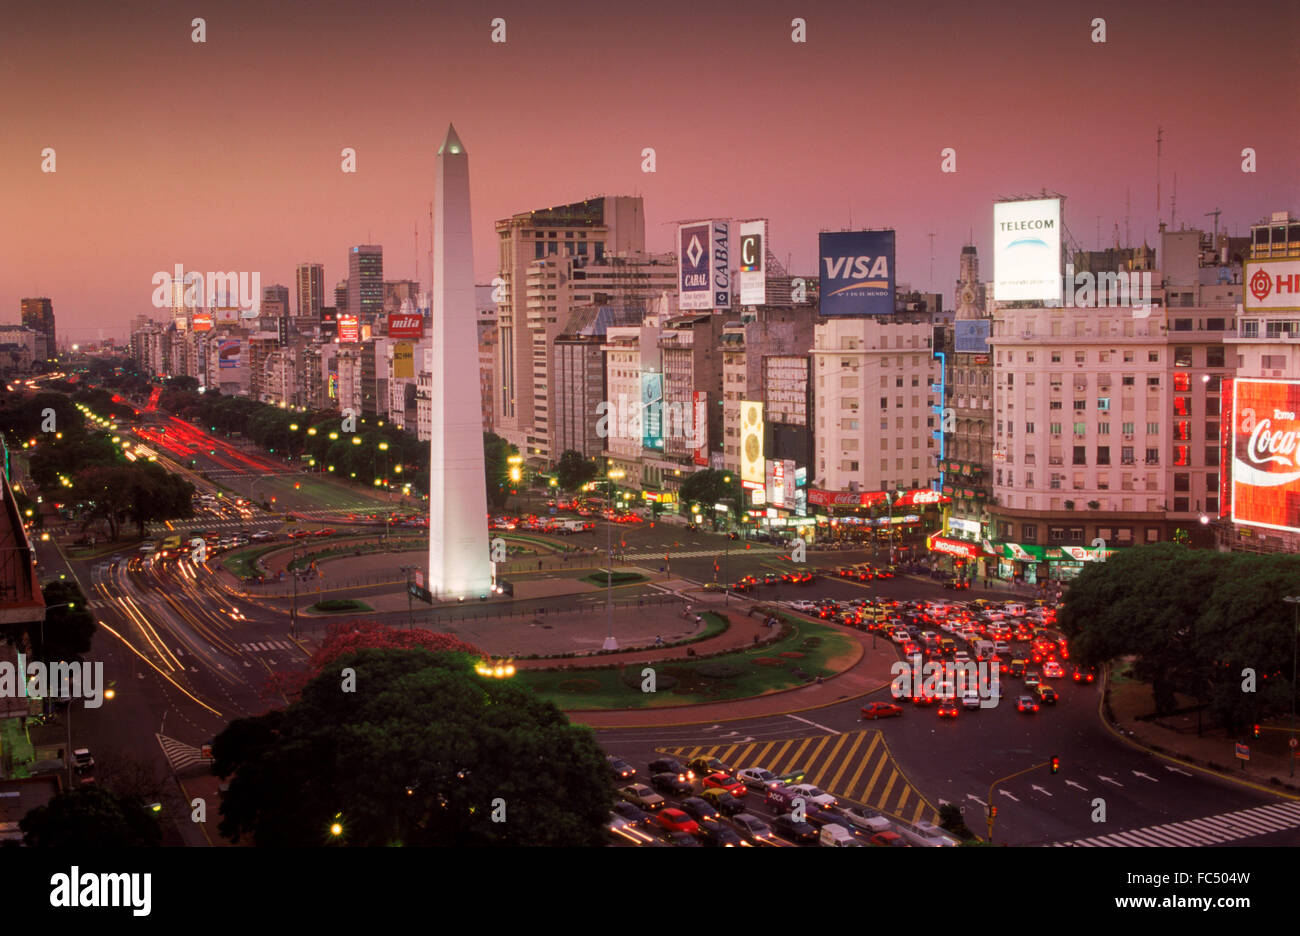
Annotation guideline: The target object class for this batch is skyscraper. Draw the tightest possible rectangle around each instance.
[335,280,349,313]
[428,124,491,597]
[262,283,290,316]
[20,298,55,360]
[348,245,384,325]
[296,263,325,318]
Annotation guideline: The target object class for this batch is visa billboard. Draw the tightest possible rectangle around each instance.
[739,220,766,306]
[818,230,895,316]
[1231,378,1300,534]
[993,198,1062,303]
[678,220,730,309]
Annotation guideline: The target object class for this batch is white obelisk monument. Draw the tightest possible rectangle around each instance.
[429,124,491,597]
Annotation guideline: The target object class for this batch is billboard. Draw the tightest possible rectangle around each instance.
[641,372,664,451]
[739,220,766,305]
[993,198,1062,303]
[765,458,795,508]
[693,390,708,466]
[954,320,991,353]
[1244,259,1300,312]
[393,342,414,379]
[740,401,765,485]
[338,314,360,343]
[217,339,241,369]
[1230,378,1300,534]
[191,312,214,332]
[818,230,895,316]
[678,220,730,310]
[764,355,809,426]
[387,312,424,339]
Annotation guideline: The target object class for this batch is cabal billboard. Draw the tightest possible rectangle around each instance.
[994,198,1062,303]
[818,230,895,316]
[1231,378,1300,534]
[738,220,766,305]
[678,220,730,310]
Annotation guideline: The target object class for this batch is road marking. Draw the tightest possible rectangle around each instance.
[1030,784,1053,797]
[1065,780,1088,791]
[786,714,840,735]
[824,732,866,792]
[1163,765,1193,777]
[843,733,881,796]
[877,770,900,810]
[807,732,851,788]
[966,794,987,807]
[1098,775,1124,787]
[998,790,1019,802]
[1132,770,1158,782]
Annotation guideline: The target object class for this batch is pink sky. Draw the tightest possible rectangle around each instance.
[2,0,1296,341]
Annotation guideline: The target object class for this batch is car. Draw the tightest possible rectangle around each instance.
[736,767,779,790]
[1036,684,1059,704]
[870,831,908,847]
[1024,671,1041,689]
[611,801,654,828]
[731,812,778,845]
[786,784,837,809]
[698,822,745,847]
[650,772,693,796]
[788,600,818,612]
[993,640,1011,655]
[699,789,746,816]
[911,692,936,707]
[72,748,94,773]
[861,701,904,720]
[656,808,700,835]
[679,796,722,826]
[1043,661,1065,679]
[943,578,969,590]
[772,814,819,844]
[688,756,731,778]
[838,807,895,834]
[961,691,982,709]
[937,702,960,718]
[902,640,921,655]
[607,812,656,843]
[1071,665,1097,683]
[648,758,694,781]
[607,755,637,781]
[618,784,665,811]
[701,582,727,592]
[1008,659,1027,678]
[1016,695,1039,713]
[803,804,854,830]
[701,773,747,797]
[664,830,702,847]
[775,769,807,786]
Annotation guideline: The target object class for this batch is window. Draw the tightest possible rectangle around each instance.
[1098,422,1110,435]
[1241,320,1259,338]
[1173,372,1191,392]
[1122,422,1135,435]
[1148,351,1160,363]
[1121,446,1134,465]
[880,397,888,409]
[1174,347,1193,367]
[1174,420,1190,441]
[1123,351,1135,363]
[1073,421,1086,435]
[1051,351,1062,363]
[1205,445,1218,467]
[1147,376,1160,387]
[1097,446,1110,465]
[1206,496,1219,513]
[1025,422,1035,434]
[1174,473,1190,492]
[1174,497,1190,512]
[1122,375,1135,386]
[1073,446,1087,465]
[1153,448,1166,465]
[1023,523,1038,540]
[1206,398,1220,417]
[1050,400,1063,410]
[1206,346,1225,368]
[1097,397,1110,411]
[1206,421,1219,441]
[1026,352,1035,363]
[896,376,904,387]
[1075,351,1086,364]
[881,418,889,430]
[1074,399,1087,411]
[1146,421,1160,435]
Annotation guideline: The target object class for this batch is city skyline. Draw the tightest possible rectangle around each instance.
[3,0,1296,340]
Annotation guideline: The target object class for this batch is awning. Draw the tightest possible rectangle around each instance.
[926,535,986,560]
[1001,542,1047,561]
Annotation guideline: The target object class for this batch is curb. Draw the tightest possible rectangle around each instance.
[1097,666,1300,803]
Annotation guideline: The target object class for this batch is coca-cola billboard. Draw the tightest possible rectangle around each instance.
[1231,378,1300,534]
[387,312,424,340]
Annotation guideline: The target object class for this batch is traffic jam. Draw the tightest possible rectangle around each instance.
[607,753,957,847]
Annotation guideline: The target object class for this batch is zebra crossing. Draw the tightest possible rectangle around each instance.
[239,639,296,653]
[156,734,208,773]
[1053,800,1300,846]
[659,729,941,827]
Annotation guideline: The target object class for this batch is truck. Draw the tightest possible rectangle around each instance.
[819,824,861,847]
[972,640,995,661]
[559,519,593,534]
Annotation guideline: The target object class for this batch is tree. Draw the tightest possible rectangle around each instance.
[554,450,597,491]
[215,648,611,846]
[678,470,743,527]
[20,788,162,847]
[483,432,518,510]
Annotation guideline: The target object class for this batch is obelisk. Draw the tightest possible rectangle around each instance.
[428,124,491,597]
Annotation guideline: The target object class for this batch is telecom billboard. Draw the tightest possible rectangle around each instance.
[993,198,1062,303]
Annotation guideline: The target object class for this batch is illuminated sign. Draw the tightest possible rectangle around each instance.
[738,220,766,305]
[678,220,730,310]
[641,372,664,451]
[1244,259,1300,312]
[338,314,360,343]
[693,390,709,466]
[994,198,1062,303]
[818,230,896,316]
[1231,378,1300,534]
[387,313,424,340]
[191,312,213,332]
[217,339,240,369]
[739,401,765,485]
[393,342,414,379]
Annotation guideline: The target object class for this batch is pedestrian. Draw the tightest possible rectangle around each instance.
[538,560,543,570]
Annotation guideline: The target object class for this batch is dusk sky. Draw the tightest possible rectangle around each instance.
[3,0,1296,341]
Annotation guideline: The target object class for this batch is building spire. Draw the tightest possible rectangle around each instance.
[438,123,465,156]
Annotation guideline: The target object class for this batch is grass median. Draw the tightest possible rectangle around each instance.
[513,613,855,710]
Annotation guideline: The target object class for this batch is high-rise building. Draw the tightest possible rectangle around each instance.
[428,124,491,597]
[263,283,290,315]
[20,298,55,360]
[944,245,994,550]
[348,246,384,326]
[494,196,648,459]
[296,263,325,319]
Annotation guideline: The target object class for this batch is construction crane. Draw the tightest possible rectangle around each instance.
[1205,208,1222,244]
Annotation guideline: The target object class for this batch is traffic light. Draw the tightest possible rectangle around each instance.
[1252,724,1261,739]
[989,806,997,818]
[1050,755,1060,774]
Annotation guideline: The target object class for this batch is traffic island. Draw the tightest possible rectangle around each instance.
[308,598,373,614]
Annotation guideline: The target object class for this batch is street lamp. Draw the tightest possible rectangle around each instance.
[604,469,625,650]
[1285,595,1300,777]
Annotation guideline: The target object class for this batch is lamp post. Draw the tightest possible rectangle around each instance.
[604,469,625,651]
[1285,595,1300,777]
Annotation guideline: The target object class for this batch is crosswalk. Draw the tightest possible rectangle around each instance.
[239,640,296,652]
[659,729,940,827]
[156,733,207,773]
[1053,800,1300,846]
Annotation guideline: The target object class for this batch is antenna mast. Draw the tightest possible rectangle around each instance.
[1155,126,1164,231]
